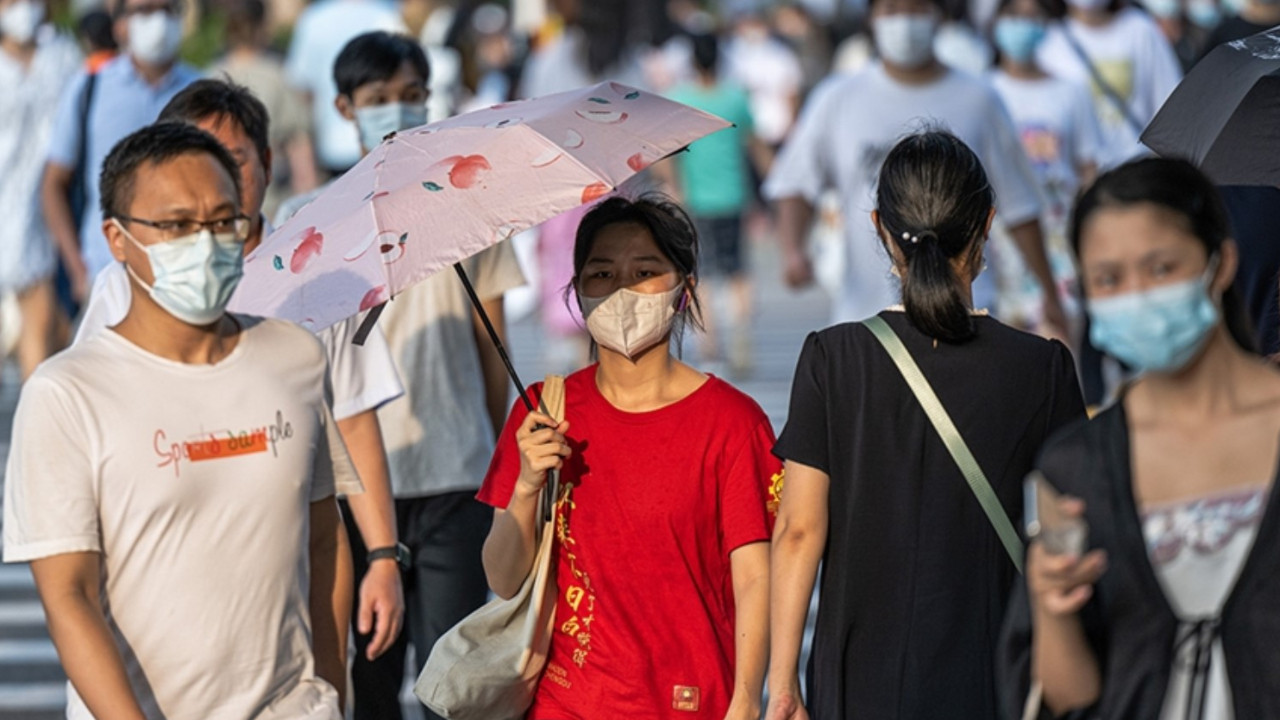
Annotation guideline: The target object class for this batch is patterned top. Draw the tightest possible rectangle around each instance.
[1143,485,1270,720]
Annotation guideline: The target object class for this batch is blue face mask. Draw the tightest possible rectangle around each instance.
[1087,265,1220,374]
[355,102,428,151]
[994,18,1047,64]
[1186,0,1221,27]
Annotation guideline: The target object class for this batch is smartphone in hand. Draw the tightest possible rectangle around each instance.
[1024,471,1088,556]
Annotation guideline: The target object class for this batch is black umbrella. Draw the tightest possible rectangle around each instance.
[1141,26,1280,186]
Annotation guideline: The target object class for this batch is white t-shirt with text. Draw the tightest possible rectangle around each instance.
[764,64,1043,324]
[3,317,361,719]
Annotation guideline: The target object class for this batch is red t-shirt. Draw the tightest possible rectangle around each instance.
[477,366,783,719]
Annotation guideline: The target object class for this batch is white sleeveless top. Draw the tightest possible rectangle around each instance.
[1142,486,1269,720]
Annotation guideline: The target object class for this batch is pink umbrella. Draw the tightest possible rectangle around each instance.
[229,81,730,338]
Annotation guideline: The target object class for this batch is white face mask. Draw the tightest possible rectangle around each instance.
[116,219,244,326]
[579,285,685,359]
[874,14,939,69]
[0,0,44,44]
[128,10,182,65]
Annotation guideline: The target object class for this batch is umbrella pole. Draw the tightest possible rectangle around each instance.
[454,262,538,413]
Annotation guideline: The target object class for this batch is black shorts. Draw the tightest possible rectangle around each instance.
[694,214,745,277]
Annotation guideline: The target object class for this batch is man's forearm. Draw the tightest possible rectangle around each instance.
[775,196,814,257]
[309,499,352,706]
[335,410,397,550]
[41,165,84,268]
[33,563,146,720]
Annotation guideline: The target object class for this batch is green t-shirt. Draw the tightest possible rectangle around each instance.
[667,81,755,217]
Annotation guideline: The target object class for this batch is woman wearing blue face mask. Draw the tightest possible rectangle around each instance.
[990,0,1103,335]
[1000,158,1280,720]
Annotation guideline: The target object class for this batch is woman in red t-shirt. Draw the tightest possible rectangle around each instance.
[478,195,781,720]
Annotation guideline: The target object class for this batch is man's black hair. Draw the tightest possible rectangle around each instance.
[100,122,241,219]
[333,31,430,97]
[77,9,118,52]
[159,78,271,166]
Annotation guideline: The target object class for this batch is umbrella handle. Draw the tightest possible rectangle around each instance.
[454,263,542,416]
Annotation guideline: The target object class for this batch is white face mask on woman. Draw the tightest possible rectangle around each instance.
[874,14,938,69]
[579,285,685,359]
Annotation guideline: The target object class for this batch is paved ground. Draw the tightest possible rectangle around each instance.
[0,236,833,718]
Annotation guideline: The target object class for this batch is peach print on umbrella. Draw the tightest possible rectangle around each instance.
[290,227,324,274]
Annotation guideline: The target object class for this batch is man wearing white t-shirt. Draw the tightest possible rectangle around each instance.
[766,0,1065,333]
[4,123,360,719]
[76,79,410,665]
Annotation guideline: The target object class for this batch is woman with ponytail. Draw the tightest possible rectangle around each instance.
[766,131,1087,720]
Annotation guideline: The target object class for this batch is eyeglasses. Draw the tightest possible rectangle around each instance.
[116,215,251,241]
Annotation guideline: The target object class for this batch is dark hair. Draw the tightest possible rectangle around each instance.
[569,194,704,346]
[869,0,948,13]
[100,122,241,219]
[224,0,265,48]
[876,131,993,344]
[158,78,270,166]
[995,0,1054,16]
[334,31,431,97]
[77,9,118,52]
[1071,158,1257,353]
[691,32,718,73]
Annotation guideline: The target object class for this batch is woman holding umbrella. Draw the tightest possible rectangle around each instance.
[478,195,779,720]
[1001,158,1280,719]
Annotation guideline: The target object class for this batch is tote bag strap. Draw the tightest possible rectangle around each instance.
[537,375,567,532]
[863,316,1025,573]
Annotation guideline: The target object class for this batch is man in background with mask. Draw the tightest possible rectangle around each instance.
[4,121,358,720]
[0,0,81,378]
[75,78,411,668]
[41,0,197,304]
[275,31,525,720]
[766,0,1065,335]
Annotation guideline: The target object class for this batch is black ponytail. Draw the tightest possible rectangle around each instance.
[876,131,994,344]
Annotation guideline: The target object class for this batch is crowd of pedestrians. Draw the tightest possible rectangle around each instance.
[1,0,1279,718]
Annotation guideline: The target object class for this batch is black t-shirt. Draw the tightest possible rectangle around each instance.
[774,311,1086,720]
[1219,185,1280,355]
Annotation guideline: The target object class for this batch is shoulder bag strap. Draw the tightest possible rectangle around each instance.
[1061,27,1145,136]
[71,70,99,225]
[537,375,567,533]
[863,316,1025,573]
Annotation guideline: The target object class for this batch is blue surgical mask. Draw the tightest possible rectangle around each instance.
[116,220,244,326]
[355,102,428,151]
[874,14,938,69]
[994,18,1047,64]
[1186,0,1221,27]
[1087,265,1220,374]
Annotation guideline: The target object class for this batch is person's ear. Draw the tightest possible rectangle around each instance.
[105,217,129,263]
[1214,240,1239,297]
[261,146,273,181]
[335,93,356,122]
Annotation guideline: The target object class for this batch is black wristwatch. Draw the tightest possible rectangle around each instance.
[367,542,411,570]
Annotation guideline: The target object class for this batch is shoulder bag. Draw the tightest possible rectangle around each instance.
[413,374,565,719]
